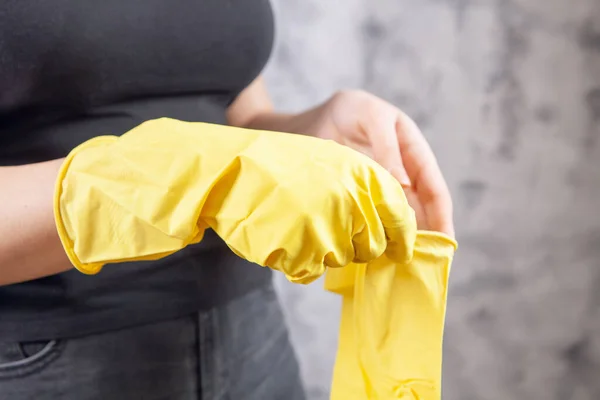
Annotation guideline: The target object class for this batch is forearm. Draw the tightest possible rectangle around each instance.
[0,159,72,285]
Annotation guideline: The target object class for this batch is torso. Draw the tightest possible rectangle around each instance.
[0,0,275,341]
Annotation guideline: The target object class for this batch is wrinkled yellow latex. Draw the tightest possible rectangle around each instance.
[54,118,417,283]
[326,231,457,399]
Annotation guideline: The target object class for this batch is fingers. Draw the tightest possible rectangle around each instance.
[395,111,455,237]
[418,165,455,237]
[395,111,438,179]
[344,93,454,237]
[380,207,418,264]
[360,104,411,187]
[368,168,418,264]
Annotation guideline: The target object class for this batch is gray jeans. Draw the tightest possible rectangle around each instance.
[0,284,306,400]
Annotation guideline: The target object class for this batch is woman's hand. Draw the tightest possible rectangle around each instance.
[247,90,454,237]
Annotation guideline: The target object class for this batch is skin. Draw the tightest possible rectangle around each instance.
[0,77,453,286]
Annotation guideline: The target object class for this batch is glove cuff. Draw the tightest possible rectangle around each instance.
[53,136,118,275]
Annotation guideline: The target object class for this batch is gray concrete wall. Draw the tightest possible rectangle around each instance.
[264,1,600,399]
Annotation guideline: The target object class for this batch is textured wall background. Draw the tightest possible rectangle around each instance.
[264,1,600,399]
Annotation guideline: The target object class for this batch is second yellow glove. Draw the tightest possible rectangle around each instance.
[326,232,457,399]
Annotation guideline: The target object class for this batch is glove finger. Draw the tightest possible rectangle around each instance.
[371,166,418,263]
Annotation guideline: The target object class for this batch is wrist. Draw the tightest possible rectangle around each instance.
[243,111,296,132]
[243,106,325,138]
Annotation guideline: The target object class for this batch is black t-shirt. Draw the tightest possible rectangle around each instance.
[0,0,275,341]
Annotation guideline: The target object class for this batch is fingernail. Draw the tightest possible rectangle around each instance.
[388,166,411,187]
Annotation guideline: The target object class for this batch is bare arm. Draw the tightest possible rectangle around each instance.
[227,76,276,127]
[0,159,72,285]
[227,76,330,134]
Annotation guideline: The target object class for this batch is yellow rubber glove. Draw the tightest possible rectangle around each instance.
[54,118,417,284]
[325,231,457,399]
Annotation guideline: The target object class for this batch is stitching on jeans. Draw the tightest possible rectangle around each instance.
[213,307,231,400]
[194,312,202,399]
[199,310,214,400]
[0,340,66,380]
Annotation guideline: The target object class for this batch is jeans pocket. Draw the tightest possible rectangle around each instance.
[0,340,65,379]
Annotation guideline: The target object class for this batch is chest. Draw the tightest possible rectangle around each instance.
[0,0,274,112]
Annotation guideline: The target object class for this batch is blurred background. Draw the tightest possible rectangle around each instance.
[263,0,600,399]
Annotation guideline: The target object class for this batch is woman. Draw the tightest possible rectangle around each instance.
[0,1,453,399]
